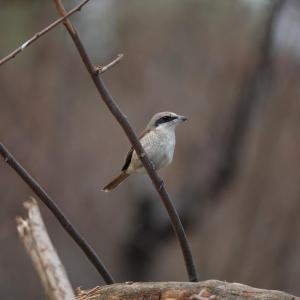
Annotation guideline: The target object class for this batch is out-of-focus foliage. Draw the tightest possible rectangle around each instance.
[1,0,300,298]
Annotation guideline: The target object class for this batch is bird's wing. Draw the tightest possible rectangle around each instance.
[121,129,151,171]
[121,148,133,171]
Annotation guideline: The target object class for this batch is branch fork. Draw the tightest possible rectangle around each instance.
[52,0,198,282]
[94,54,124,75]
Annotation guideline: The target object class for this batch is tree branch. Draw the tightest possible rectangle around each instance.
[207,0,287,197]
[16,198,75,300]
[0,0,90,67]
[52,0,198,282]
[95,54,124,75]
[0,143,114,284]
[75,281,299,300]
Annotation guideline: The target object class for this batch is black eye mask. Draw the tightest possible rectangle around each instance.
[155,115,177,127]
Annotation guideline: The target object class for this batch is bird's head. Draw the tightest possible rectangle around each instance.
[147,112,187,130]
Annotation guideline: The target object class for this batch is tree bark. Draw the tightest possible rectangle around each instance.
[75,281,299,300]
[16,198,75,300]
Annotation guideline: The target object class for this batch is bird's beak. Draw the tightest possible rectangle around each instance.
[178,115,187,122]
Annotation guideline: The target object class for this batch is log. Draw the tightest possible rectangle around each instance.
[75,281,299,300]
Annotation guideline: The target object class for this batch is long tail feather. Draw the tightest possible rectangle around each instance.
[102,172,129,192]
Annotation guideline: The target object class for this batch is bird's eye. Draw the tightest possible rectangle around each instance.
[163,116,170,121]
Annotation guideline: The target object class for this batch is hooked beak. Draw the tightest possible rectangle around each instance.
[178,115,187,122]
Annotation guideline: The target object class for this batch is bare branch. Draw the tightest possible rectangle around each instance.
[0,143,114,284]
[0,0,90,67]
[75,281,299,300]
[17,198,75,300]
[52,0,198,282]
[208,0,287,197]
[95,54,124,75]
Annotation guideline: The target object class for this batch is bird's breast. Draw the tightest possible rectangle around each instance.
[142,128,176,170]
[127,128,176,174]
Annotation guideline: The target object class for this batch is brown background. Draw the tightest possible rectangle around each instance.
[1,0,300,298]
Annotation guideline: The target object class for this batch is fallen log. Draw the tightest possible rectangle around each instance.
[75,280,299,300]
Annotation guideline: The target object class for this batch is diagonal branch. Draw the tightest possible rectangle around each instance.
[52,0,198,282]
[0,143,114,284]
[17,198,75,300]
[0,0,90,67]
[95,54,124,75]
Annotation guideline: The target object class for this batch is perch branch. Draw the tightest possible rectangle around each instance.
[75,281,299,300]
[0,143,114,284]
[95,54,124,75]
[52,0,198,282]
[16,198,75,300]
[0,0,90,67]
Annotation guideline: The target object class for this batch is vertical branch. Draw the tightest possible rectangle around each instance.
[52,0,198,282]
[16,198,75,300]
[208,0,287,197]
[0,143,114,284]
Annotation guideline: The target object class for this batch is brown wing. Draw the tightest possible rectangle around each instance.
[121,129,151,172]
[121,148,133,171]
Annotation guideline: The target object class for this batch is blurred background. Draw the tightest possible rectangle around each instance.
[1,0,300,298]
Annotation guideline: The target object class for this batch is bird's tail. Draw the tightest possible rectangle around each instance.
[102,172,129,192]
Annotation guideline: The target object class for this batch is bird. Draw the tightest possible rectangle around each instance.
[102,111,187,192]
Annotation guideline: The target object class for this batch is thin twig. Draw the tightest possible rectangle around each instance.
[0,0,90,67]
[0,143,114,284]
[52,0,198,282]
[17,198,75,300]
[95,54,124,75]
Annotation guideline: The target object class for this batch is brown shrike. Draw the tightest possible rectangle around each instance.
[102,112,187,192]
